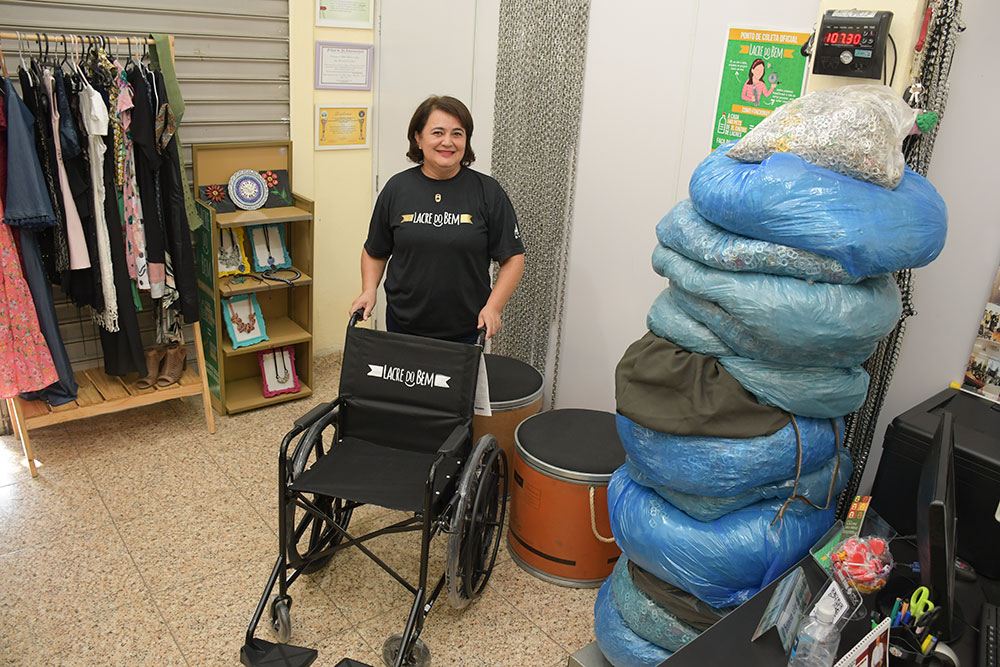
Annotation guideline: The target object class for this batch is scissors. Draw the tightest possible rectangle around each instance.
[910,586,935,619]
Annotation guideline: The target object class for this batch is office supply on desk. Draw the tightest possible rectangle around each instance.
[833,616,889,667]
[980,601,998,667]
[911,586,935,618]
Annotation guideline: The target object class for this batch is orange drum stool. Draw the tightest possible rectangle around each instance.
[472,354,543,493]
[508,409,625,587]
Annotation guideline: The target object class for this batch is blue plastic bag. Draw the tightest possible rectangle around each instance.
[718,356,870,419]
[653,245,902,367]
[656,199,862,284]
[646,288,734,358]
[594,578,674,667]
[617,413,844,497]
[610,556,703,653]
[608,467,837,608]
[644,291,871,417]
[626,449,852,522]
[688,144,947,276]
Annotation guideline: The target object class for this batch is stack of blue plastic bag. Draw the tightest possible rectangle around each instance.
[595,105,947,666]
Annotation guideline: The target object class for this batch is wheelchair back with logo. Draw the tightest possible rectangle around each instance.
[241,312,507,667]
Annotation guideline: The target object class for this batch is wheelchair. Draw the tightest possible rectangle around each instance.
[241,311,508,667]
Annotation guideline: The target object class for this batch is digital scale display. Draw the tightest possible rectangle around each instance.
[812,9,893,79]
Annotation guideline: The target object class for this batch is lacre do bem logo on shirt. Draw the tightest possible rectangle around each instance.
[400,212,473,227]
[368,363,450,389]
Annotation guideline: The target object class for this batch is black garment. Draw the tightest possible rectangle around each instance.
[126,66,166,271]
[364,166,523,339]
[384,307,480,344]
[95,91,145,377]
[153,72,198,323]
[615,331,790,438]
[627,560,732,632]
[55,69,100,310]
[19,65,68,286]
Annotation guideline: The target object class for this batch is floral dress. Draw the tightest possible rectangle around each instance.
[0,97,59,399]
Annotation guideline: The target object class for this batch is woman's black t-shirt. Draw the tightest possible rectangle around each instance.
[364,166,524,339]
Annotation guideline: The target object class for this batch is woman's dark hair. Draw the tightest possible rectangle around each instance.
[746,59,765,85]
[406,95,476,166]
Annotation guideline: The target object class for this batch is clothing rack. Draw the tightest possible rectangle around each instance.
[2,29,214,478]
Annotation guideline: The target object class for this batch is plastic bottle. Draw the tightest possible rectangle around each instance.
[787,598,841,667]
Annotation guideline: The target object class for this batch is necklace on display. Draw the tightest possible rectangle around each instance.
[219,229,245,272]
[228,299,257,335]
[263,225,277,267]
[272,348,290,383]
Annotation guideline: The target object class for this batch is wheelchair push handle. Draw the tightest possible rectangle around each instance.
[476,327,487,347]
[349,308,365,327]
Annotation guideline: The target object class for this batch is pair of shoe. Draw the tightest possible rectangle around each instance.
[137,343,187,389]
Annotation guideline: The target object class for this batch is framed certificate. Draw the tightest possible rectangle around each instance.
[316,104,371,150]
[316,0,373,29]
[316,41,373,90]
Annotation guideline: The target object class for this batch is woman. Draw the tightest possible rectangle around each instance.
[741,58,776,105]
[350,96,525,343]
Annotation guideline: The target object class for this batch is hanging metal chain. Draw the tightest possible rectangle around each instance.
[489,0,591,405]
[836,0,964,519]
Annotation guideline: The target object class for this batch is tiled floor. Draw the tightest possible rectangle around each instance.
[0,355,598,666]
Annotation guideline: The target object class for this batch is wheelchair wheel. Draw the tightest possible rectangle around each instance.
[381,633,430,667]
[270,595,292,644]
[445,434,508,609]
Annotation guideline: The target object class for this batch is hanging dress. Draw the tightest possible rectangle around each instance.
[114,60,149,291]
[19,64,69,287]
[0,82,59,399]
[127,64,166,298]
[4,78,78,405]
[78,73,118,331]
[92,74,144,377]
[54,67,102,311]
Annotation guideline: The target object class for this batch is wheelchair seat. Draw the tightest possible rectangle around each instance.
[241,314,508,667]
[290,436,442,512]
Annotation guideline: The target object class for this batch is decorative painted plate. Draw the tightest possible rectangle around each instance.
[228,169,269,210]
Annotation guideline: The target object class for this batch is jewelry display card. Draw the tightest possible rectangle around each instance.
[258,345,301,397]
[218,227,252,277]
[248,224,292,272]
[223,293,269,349]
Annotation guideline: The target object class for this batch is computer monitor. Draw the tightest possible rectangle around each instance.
[915,410,959,641]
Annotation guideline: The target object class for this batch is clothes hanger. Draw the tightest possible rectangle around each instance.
[15,31,32,84]
[60,34,70,70]
[0,34,8,78]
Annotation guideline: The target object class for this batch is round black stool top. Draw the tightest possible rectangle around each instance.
[514,408,625,483]
[483,354,544,408]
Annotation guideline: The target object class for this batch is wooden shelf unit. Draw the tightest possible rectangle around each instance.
[192,141,314,416]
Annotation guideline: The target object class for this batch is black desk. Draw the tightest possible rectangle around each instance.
[662,545,999,667]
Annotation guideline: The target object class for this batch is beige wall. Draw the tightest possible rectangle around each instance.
[289,2,374,355]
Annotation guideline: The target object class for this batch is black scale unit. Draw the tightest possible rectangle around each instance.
[871,388,1000,579]
[813,9,893,79]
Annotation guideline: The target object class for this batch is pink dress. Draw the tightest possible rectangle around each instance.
[0,100,59,398]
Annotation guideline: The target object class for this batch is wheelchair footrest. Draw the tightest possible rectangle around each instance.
[334,660,376,667]
[240,639,318,667]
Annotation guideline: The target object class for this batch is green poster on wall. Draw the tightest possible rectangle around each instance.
[712,27,811,150]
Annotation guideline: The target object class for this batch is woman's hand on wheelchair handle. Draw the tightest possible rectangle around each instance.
[349,290,377,321]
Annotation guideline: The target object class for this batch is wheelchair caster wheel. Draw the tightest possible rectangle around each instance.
[381,633,430,667]
[270,596,292,644]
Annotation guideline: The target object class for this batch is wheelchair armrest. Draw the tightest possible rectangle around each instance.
[435,424,470,460]
[285,399,341,481]
[294,399,339,431]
